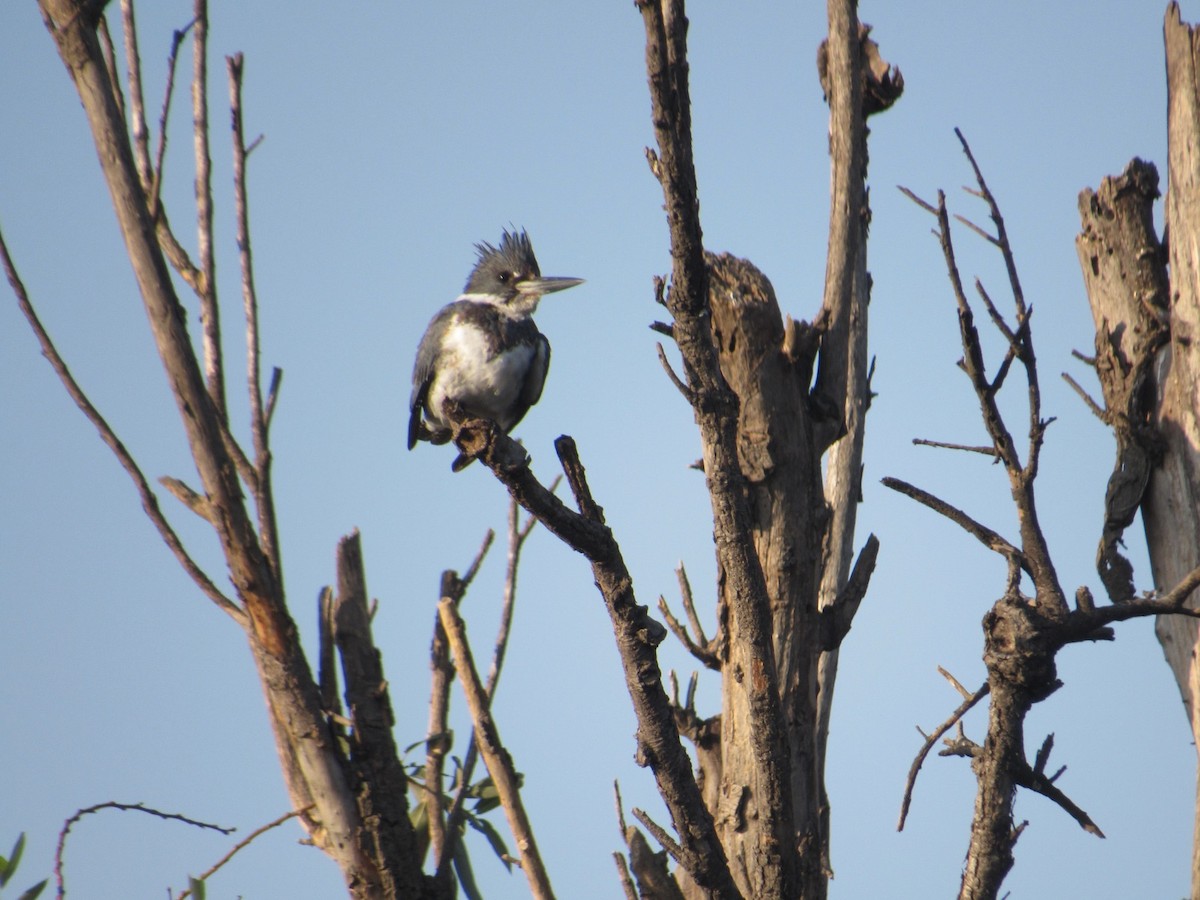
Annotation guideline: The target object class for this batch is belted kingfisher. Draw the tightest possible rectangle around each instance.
[408,229,583,471]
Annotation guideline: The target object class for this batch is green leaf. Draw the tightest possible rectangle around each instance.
[1,832,26,885]
[467,815,511,872]
[188,875,206,900]
[452,839,484,900]
[409,798,429,834]
[18,879,48,900]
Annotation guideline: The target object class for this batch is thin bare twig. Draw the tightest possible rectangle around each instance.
[656,341,695,403]
[439,490,554,879]
[119,0,150,189]
[438,597,555,899]
[614,852,639,900]
[95,15,125,136]
[1061,371,1108,422]
[658,594,720,670]
[227,52,281,579]
[938,665,973,700]
[175,807,308,900]
[631,808,684,868]
[426,530,495,877]
[148,21,194,219]
[898,681,990,831]
[191,0,222,417]
[881,476,1028,576]
[55,802,234,898]
[2,226,243,624]
[913,437,999,457]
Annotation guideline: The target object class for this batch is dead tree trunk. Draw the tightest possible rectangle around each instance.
[633,2,897,897]
[1075,6,1200,893]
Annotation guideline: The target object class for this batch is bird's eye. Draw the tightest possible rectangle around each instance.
[497,272,511,284]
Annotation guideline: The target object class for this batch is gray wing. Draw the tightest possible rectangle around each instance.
[510,333,550,430]
[408,305,456,449]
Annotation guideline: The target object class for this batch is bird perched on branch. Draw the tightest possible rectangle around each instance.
[408,229,584,471]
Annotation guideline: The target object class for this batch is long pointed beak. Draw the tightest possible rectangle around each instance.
[516,276,585,297]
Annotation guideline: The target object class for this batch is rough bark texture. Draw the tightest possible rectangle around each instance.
[1076,8,1200,893]
[334,534,426,899]
[635,2,896,897]
[705,255,829,894]
[638,2,797,895]
[1158,2,1200,749]
[1161,9,1200,891]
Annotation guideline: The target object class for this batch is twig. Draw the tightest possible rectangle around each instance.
[148,20,195,219]
[938,665,973,700]
[897,682,990,831]
[191,0,222,418]
[658,594,720,670]
[175,807,307,899]
[428,527,497,878]
[227,52,281,579]
[437,597,556,900]
[913,437,999,458]
[119,0,150,189]
[1061,371,1108,422]
[2,226,242,624]
[95,13,124,125]
[656,341,695,403]
[439,493,551,878]
[613,852,639,900]
[613,780,630,838]
[880,477,1028,577]
[631,808,684,868]
[425,525,494,879]
[55,802,234,898]
[675,563,708,648]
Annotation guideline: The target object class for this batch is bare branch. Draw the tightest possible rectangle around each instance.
[1061,371,1108,422]
[656,341,695,403]
[437,596,556,900]
[658,594,720,670]
[819,533,880,650]
[191,0,223,417]
[631,808,684,870]
[3,227,242,624]
[938,665,973,701]
[119,0,150,189]
[898,681,989,831]
[227,52,281,578]
[913,437,999,458]
[460,418,735,894]
[159,475,212,521]
[175,807,308,900]
[55,801,234,898]
[881,477,1028,576]
[148,20,194,219]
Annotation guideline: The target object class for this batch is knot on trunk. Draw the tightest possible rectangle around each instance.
[981,596,1062,701]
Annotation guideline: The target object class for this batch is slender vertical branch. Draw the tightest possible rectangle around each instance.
[227,52,281,578]
[191,0,223,417]
[437,596,556,900]
[119,0,151,190]
[437,495,548,879]
[638,4,793,893]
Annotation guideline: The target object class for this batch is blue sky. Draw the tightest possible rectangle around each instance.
[1,2,1193,898]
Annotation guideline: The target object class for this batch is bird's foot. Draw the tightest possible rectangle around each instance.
[451,417,529,474]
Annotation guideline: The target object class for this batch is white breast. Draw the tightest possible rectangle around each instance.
[426,325,535,432]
